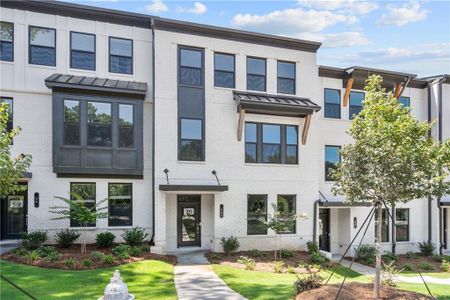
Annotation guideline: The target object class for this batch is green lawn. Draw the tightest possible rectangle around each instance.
[398,282,450,300]
[0,260,177,300]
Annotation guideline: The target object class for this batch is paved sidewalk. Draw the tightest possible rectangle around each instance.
[396,275,450,285]
[332,255,376,276]
[174,251,246,300]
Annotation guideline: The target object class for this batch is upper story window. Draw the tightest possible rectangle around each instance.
[108,183,132,227]
[286,126,298,164]
[247,194,267,235]
[263,124,281,163]
[214,53,235,88]
[64,100,80,145]
[247,57,266,92]
[109,37,133,74]
[324,88,341,119]
[70,182,96,228]
[1,97,13,132]
[277,195,296,234]
[396,208,409,242]
[70,32,95,71]
[87,102,112,147]
[180,48,203,86]
[277,61,295,95]
[398,96,410,108]
[0,22,13,62]
[245,123,257,163]
[119,104,134,148]
[325,145,340,181]
[349,91,364,119]
[180,118,203,161]
[375,208,389,242]
[29,26,56,66]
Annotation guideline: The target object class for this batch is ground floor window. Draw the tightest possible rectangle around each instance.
[374,208,389,242]
[108,183,132,227]
[70,183,96,227]
[247,195,267,235]
[277,195,296,234]
[396,208,409,242]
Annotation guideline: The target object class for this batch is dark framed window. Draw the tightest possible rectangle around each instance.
[70,182,95,227]
[325,145,340,181]
[108,183,132,227]
[1,98,13,133]
[263,124,281,163]
[277,61,295,94]
[63,100,80,145]
[29,26,56,66]
[286,126,298,164]
[349,91,364,119]
[374,208,389,242]
[398,96,410,108]
[70,32,95,70]
[180,48,203,86]
[245,123,257,163]
[109,37,133,74]
[324,88,341,119]
[1,22,13,62]
[214,53,235,88]
[87,101,112,147]
[247,57,266,91]
[180,118,203,161]
[119,104,134,148]
[247,195,267,235]
[277,195,296,234]
[396,208,409,242]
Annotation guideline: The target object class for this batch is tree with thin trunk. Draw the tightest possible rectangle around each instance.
[331,75,450,298]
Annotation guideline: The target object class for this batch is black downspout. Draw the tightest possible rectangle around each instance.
[150,18,156,244]
[427,84,433,243]
[437,79,444,255]
[313,200,320,245]
[391,203,396,253]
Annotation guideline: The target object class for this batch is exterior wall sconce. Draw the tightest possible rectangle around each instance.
[353,217,357,229]
[34,192,39,208]
[220,204,224,218]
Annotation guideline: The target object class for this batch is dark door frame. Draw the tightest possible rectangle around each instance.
[1,183,28,240]
[177,195,201,248]
[319,208,331,252]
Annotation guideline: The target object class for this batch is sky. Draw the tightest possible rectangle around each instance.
[66,0,450,77]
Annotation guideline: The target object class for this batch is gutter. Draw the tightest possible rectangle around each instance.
[428,84,432,243]
[150,18,156,244]
[437,76,446,255]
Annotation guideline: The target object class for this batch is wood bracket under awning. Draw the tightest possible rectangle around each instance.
[237,109,245,142]
[301,114,312,145]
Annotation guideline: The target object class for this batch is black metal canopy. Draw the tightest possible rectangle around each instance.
[159,185,228,192]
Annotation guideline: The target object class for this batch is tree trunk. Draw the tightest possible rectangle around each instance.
[374,202,382,299]
[274,233,277,260]
[81,223,87,254]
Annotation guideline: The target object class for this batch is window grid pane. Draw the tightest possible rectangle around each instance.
[324,89,341,119]
[247,57,266,91]
[119,104,134,148]
[325,145,340,181]
[396,209,409,242]
[87,102,112,147]
[1,22,13,62]
[71,32,95,70]
[1,98,13,132]
[108,183,132,227]
[70,183,96,227]
[109,37,133,74]
[180,118,203,161]
[277,195,296,234]
[247,195,267,235]
[64,100,80,145]
[349,91,364,119]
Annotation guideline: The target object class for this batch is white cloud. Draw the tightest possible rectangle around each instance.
[377,2,429,26]
[145,0,168,13]
[297,31,370,48]
[178,2,207,15]
[298,0,378,15]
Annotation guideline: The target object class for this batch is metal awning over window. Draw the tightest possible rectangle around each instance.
[159,185,228,192]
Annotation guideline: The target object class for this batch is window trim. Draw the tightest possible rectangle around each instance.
[277,60,296,95]
[398,96,410,108]
[118,102,135,149]
[325,145,341,182]
[247,194,268,236]
[286,125,298,164]
[69,182,96,228]
[214,52,235,89]
[395,208,410,242]
[108,182,133,227]
[28,25,56,66]
[178,46,204,88]
[277,194,297,234]
[246,56,267,92]
[108,36,133,75]
[178,117,204,161]
[324,88,341,119]
[70,31,96,71]
[349,90,365,120]
[374,208,390,243]
[1,21,14,62]
[87,100,113,148]
[245,122,258,163]
[262,123,282,164]
[63,99,81,146]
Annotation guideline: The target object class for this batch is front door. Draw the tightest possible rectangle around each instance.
[1,187,28,240]
[177,195,201,247]
[319,208,330,252]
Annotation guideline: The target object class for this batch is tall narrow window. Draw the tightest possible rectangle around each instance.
[214,53,235,88]
[324,89,341,119]
[325,145,340,181]
[119,104,134,148]
[398,96,410,108]
[1,22,13,62]
[180,118,203,161]
[108,183,132,227]
[245,123,257,163]
[109,37,133,74]
[64,100,80,145]
[286,126,298,164]
[247,57,266,91]
[349,91,364,119]
[396,208,409,242]
[247,195,267,235]
[70,32,95,70]
[87,102,112,147]
[375,208,389,242]
[262,124,281,163]
[277,195,296,234]
[277,61,295,94]
[70,183,96,227]
[180,48,202,86]
[29,26,56,66]
[1,98,13,132]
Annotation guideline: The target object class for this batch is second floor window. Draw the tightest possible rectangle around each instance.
[325,145,340,181]
[324,88,341,119]
[396,208,409,242]
[214,53,235,88]
[398,96,410,108]
[245,123,257,163]
[263,124,281,163]
[286,126,298,164]
[180,48,203,86]
[70,182,96,227]
[1,98,13,132]
[119,104,134,148]
[109,37,133,74]
[1,22,13,62]
[349,91,364,119]
[87,102,112,147]
[29,26,56,66]
[277,61,295,94]
[180,118,203,161]
[64,100,80,145]
[247,57,266,92]
[70,32,95,70]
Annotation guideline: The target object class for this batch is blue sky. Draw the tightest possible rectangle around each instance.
[67,0,449,77]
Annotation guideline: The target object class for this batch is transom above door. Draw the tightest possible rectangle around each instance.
[177,195,201,247]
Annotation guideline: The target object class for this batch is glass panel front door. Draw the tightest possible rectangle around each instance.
[319,208,330,252]
[177,195,201,247]
[1,187,27,240]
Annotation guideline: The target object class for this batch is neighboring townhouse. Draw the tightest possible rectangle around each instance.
[0,1,448,256]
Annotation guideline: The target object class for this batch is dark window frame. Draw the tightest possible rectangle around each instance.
[118,103,134,149]
[245,122,258,163]
[374,208,390,242]
[349,91,365,120]
[108,36,133,75]
[63,99,80,146]
[179,46,204,87]
[108,182,133,227]
[398,96,410,108]
[179,117,204,161]
[262,123,282,164]
[70,182,96,228]
[324,88,341,119]
[286,125,298,164]
[277,194,296,234]
[214,52,235,89]
[28,25,56,66]
[325,145,341,182]
[246,56,267,92]
[87,100,113,148]
[247,194,268,235]
[277,60,296,95]
[1,97,13,133]
[1,21,14,62]
[395,208,409,242]
[70,31,96,71]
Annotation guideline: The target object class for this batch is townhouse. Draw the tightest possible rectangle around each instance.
[0,0,448,256]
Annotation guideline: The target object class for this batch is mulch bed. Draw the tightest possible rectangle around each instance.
[297,282,432,300]
[1,243,177,270]
[352,254,446,273]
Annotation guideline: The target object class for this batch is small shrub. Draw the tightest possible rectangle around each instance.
[381,261,402,288]
[83,259,93,268]
[402,264,414,272]
[356,244,376,263]
[122,227,148,246]
[406,251,418,259]
[365,257,375,266]
[273,261,285,273]
[130,246,143,257]
[209,252,221,261]
[280,249,293,258]
[382,252,398,263]
[310,252,327,264]
[432,254,450,262]
[12,247,28,256]
[96,232,116,248]
[237,256,256,271]
[220,236,240,255]
[248,249,266,258]
[55,229,80,248]
[37,246,58,258]
[25,250,40,262]
[45,251,61,262]
[90,251,106,262]
[298,260,308,268]
[21,231,48,250]
[306,241,318,254]
[287,266,296,274]
[103,254,114,264]
[417,241,435,256]
[294,273,323,294]
[440,260,449,272]
[112,244,131,260]
[419,262,434,271]
[65,257,75,269]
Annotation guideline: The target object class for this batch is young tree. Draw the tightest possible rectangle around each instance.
[332,75,450,298]
[0,101,32,197]
[49,196,108,253]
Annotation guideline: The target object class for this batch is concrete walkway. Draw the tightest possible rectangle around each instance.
[174,251,246,300]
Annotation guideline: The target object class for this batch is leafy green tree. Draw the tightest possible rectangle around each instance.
[0,101,32,197]
[332,75,450,298]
